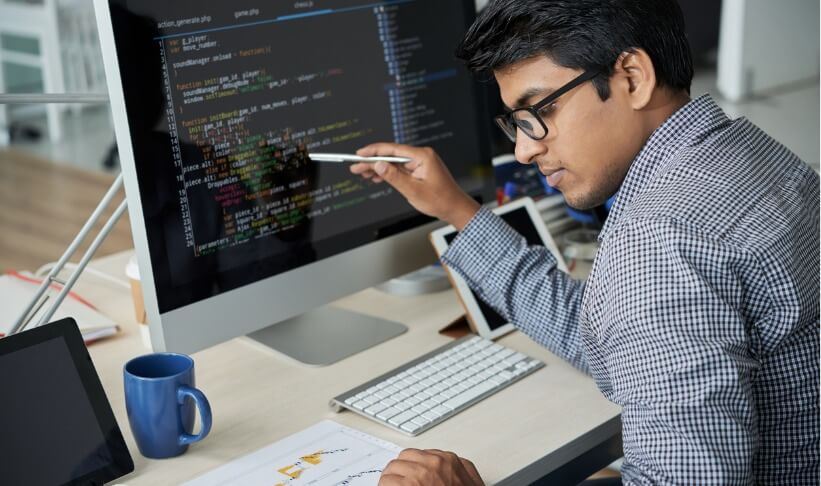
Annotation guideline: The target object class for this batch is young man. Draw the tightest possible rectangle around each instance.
[352,0,820,485]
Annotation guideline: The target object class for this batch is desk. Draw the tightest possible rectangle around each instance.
[78,250,621,485]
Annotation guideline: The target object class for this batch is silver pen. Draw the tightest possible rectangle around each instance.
[309,152,412,163]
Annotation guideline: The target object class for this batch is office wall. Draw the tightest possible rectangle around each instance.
[718,0,820,101]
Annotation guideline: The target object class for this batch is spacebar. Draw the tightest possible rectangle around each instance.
[442,380,497,410]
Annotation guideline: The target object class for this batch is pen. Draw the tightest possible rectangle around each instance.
[309,153,412,164]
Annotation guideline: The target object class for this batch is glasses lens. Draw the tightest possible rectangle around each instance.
[494,115,517,142]
[511,109,546,139]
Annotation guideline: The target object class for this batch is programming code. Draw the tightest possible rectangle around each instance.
[154,1,463,257]
[114,0,488,310]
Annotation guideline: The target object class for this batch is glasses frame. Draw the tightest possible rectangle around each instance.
[495,69,601,142]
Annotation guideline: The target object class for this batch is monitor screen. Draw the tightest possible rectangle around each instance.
[109,0,491,313]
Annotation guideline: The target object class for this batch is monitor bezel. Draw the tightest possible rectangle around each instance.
[94,0,492,353]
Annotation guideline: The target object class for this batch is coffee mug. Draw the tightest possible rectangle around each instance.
[123,353,212,459]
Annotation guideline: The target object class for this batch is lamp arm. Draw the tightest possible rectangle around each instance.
[9,173,126,335]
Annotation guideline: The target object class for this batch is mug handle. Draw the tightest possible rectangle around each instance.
[177,385,212,446]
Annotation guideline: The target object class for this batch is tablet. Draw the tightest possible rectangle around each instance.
[430,197,568,339]
[0,318,134,486]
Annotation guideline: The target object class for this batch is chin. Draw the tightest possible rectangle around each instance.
[563,189,607,211]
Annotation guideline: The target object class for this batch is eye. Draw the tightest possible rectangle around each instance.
[538,102,557,117]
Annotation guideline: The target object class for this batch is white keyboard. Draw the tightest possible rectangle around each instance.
[330,335,545,436]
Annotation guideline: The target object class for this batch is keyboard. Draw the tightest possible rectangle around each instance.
[330,335,545,436]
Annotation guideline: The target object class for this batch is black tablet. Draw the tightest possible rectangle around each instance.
[430,197,568,339]
[0,318,134,486]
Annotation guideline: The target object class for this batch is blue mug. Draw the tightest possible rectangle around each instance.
[123,353,212,459]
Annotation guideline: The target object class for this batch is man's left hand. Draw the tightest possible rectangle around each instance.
[379,448,484,486]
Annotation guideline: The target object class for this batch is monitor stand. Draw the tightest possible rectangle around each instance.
[246,305,407,367]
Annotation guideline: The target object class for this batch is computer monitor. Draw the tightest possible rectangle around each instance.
[94,0,493,364]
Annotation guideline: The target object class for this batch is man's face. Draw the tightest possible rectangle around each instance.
[495,56,645,209]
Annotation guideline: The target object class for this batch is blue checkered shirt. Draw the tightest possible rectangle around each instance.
[442,94,820,485]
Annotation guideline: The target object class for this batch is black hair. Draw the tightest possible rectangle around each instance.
[456,0,693,99]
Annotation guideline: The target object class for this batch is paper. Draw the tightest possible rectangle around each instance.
[183,420,402,486]
[0,273,118,341]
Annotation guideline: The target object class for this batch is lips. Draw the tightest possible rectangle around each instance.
[542,168,566,187]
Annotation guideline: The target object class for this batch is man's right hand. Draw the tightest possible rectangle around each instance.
[350,143,480,230]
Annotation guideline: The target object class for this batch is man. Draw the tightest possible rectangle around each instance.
[352,0,820,484]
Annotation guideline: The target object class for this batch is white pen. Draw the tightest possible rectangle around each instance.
[309,152,412,164]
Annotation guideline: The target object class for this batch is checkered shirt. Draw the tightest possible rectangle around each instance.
[442,94,820,485]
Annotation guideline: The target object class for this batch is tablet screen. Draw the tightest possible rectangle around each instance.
[444,206,545,332]
[0,320,133,486]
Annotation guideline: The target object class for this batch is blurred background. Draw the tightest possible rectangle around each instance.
[0,0,818,272]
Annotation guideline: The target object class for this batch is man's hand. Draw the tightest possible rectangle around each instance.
[350,143,480,230]
[379,448,484,486]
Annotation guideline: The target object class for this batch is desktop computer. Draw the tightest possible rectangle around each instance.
[94,0,493,364]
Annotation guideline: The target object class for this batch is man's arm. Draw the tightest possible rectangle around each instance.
[352,143,588,372]
[441,207,589,372]
[596,218,759,485]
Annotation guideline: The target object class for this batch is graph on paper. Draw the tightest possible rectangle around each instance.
[182,421,402,486]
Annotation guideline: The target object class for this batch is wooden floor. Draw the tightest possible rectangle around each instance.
[0,148,133,272]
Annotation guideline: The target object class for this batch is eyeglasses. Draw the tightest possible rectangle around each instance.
[494,70,600,143]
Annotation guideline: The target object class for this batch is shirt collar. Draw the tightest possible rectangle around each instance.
[598,94,730,242]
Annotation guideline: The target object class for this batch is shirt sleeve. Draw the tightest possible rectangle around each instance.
[441,207,589,373]
[594,218,759,485]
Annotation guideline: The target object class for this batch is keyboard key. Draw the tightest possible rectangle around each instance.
[487,375,507,386]
[442,380,497,410]
[377,407,402,421]
[421,410,441,421]
[420,398,439,410]
[429,394,448,404]
[351,400,369,410]
[384,385,400,394]
[411,405,429,415]
[388,410,418,426]
[401,421,423,433]
[432,405,452,416]
[503,353,528,367]
[362,395,380,404]
[344,396,358,405]
[467,375,486,385]
[412,416,431,426]
[497,370,515,382]
[380,398,397,407]
[364,403,388,416]
[441,389,459,399]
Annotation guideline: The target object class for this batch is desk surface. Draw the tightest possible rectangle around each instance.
[79,251,620,485]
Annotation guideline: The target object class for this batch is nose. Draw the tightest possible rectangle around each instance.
[514,128,547,165]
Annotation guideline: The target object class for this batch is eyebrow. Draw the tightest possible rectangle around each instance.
[509,86,555,110]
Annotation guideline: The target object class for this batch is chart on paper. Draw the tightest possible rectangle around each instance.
[182,420,402,486]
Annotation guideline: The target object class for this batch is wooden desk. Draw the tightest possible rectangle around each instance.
[79,251,621,485]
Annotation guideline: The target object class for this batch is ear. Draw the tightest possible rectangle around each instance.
[612,49,656,110]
